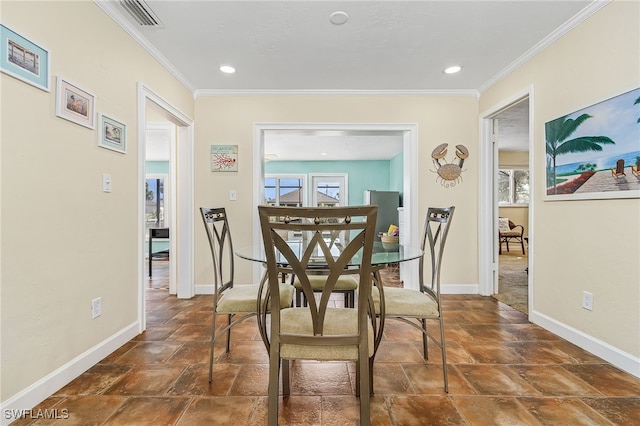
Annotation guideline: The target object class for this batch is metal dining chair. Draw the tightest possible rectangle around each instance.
[257,205,379,426]
[373,206,455,392]
[200,207,294,383]
[290,226,358,308]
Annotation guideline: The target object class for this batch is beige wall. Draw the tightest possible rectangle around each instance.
[193,95,479,287]
[0,2,194,400]
[481,0,640,358]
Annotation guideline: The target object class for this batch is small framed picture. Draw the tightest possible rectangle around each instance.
[98,113,127,154]
[211,144,238,172]
[56,77,95,129]
[0,23,50,92]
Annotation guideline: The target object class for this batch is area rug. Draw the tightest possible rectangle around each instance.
[494,251,528,314]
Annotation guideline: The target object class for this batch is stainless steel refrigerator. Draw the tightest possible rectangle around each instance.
[364,190,400,239]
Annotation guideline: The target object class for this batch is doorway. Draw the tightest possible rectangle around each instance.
[145,122,173,291]
[492,99,530,313]
[138,83,194,332]
[479,87,533,314]
[253,122,419,289]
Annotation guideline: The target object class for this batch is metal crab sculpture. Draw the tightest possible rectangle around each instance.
[430,143,469,187]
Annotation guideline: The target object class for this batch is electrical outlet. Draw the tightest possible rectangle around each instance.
[582,291,593,311]
[92,297,102,319]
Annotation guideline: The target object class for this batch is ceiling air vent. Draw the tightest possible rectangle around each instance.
[120,0,162,26]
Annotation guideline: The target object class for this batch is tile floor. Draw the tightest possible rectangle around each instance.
[14,262,640,425]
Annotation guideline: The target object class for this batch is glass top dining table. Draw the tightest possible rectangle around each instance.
[235,240,424,268]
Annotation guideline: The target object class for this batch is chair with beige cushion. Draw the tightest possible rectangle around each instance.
[200,207,294,383]
[373,206,454,392]
[258,205,379,426]
[498,217,525,255]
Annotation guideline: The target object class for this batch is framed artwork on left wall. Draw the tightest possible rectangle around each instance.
[55,77,95,129]
[0,23,50,92]
[98,113,127,154]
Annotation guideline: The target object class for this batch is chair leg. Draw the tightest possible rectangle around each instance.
[421,318,429,359]
[439,318,449,393]
[520,239,525,255]
[359,354,371,426]
[282,359,290,395]
[208,310,218,383]
[268,351,281,426]
[368,357,375,397]
[226,314,232,353]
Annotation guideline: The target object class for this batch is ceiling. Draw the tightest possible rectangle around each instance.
[116,1,596,159]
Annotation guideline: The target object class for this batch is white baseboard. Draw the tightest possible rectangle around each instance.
[0,322,140,426]
[195,284,214,294]
[530,309,640,379]
[442,284,479,294]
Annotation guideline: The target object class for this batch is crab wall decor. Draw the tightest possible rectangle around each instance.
[431,143,469,187]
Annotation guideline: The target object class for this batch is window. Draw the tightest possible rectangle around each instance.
[310,174,347,207]
[498,169,529,205]
[264,175,306,206]
[145,175,168,228]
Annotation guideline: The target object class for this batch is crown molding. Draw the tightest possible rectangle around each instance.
[478,0,612,93]
[93,0,195,93]
[194,89,479,98]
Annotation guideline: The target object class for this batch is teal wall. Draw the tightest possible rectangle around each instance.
[146,161,169,174]
[265,159,402,205]
[389,152,404,204]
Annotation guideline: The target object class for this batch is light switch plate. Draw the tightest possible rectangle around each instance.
[102,173,112,193]
[229,190,237,201]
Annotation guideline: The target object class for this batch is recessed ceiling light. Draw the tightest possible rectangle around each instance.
[220,65,236,74]
[329,11,349,25]
[444,65,462,74]
[321,152,328,156]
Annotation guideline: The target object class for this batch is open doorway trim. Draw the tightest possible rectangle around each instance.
[479,86,534,310]
[137,82,195,332]
[252,122,419,288]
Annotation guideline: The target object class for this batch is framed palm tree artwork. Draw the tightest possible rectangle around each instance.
[545,87,640,200]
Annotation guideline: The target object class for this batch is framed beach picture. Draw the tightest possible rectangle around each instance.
[55,77,95,129]
[98,113,127,154]
[544,87,640,201]
[0,23,50,92]
[211,144,238,172]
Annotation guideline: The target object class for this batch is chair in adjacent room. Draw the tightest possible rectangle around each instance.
[200,207,294,383]
[258,205,379,426]
[498,217,526,255]
[373,206,454,392]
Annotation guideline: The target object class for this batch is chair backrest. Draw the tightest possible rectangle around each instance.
[258,205,377,341]
[200,207,234,293]
[419,207,455,300]
[616,159,625,173]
